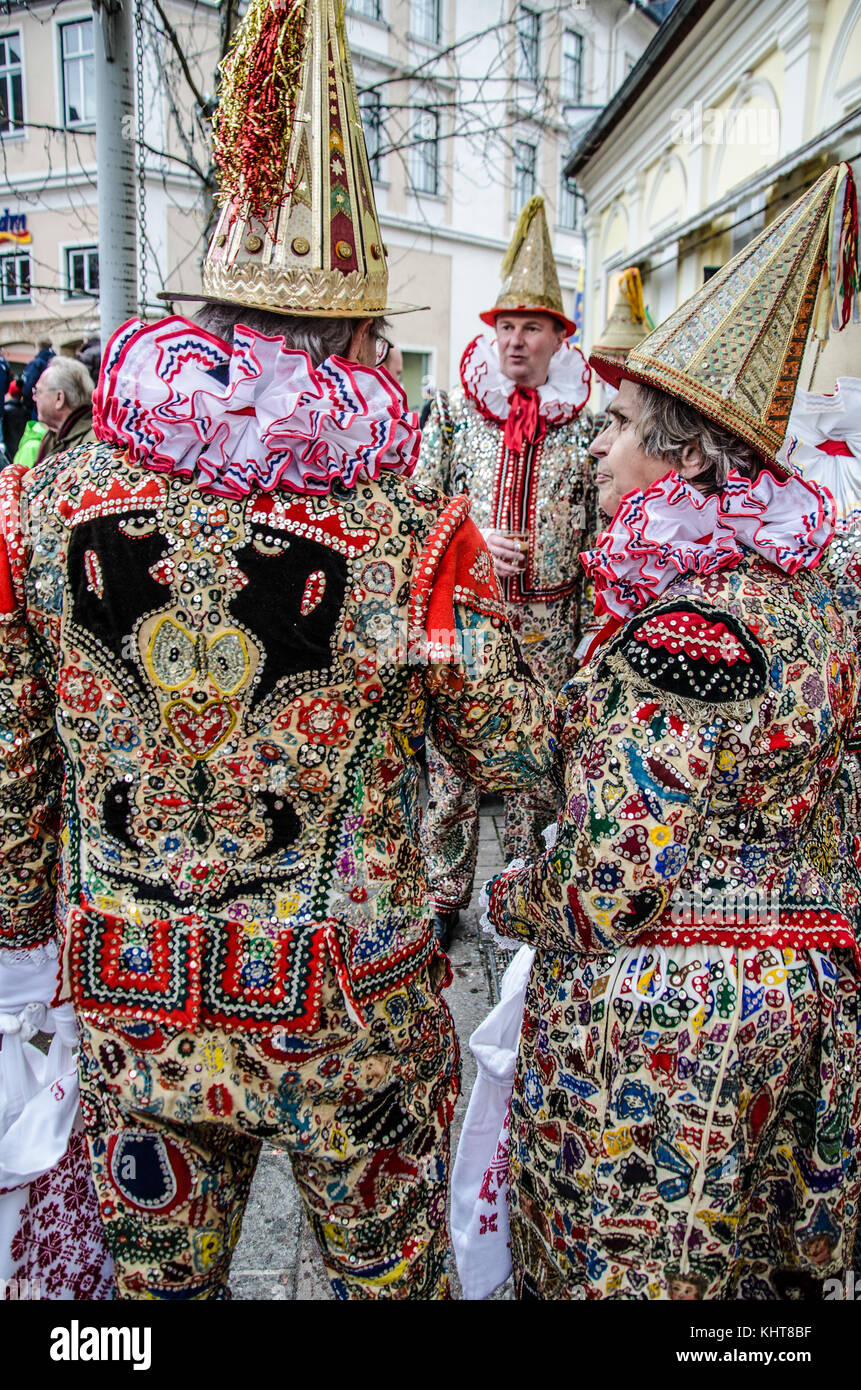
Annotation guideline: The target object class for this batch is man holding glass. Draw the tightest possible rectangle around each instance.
[416,197,599,948]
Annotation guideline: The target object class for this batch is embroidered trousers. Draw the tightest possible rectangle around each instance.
[508,944,860,1300]
[423,598,570,911]
[76,956,460,1300]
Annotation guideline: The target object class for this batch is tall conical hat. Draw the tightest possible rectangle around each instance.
[165,0,422,317]
[593,267,650,354]
[591,164,860,464]
[480,196,575,335]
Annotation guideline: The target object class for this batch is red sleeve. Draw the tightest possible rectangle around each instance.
[409,500,507,660]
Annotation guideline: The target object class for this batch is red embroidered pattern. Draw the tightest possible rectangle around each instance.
[637,907,861,972]
[633,611,753,666]
[6,1129,113,1300]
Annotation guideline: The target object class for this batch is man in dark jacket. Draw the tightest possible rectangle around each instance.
[20,335,55,416]
[32,356,95,464]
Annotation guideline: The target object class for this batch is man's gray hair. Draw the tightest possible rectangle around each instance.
[41,356,94,410]
[193,301,388,367]
[635,383,760,495]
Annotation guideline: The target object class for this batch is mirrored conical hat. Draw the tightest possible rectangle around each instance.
[591,164,860,465]
[167,0,422,317]
[480,196,576,335]
[593,267,650,354]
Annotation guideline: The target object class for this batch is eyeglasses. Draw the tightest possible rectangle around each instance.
[374,335,393,367]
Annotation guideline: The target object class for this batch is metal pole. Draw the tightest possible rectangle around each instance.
[94,0,138,339]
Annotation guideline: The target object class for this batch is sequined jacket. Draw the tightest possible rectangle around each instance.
[0,443,554,1033]
[820,525,861,872]
[416,387,597,635]
[488,550,861,963]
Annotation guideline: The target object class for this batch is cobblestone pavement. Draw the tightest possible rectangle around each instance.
[230,796,511,1301]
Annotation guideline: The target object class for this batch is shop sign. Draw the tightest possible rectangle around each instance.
[0,210,31,246]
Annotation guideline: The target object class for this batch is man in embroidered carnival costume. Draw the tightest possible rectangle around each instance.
[484,163,861,1299]
[0,0,555,1300]
[416,198,597,948]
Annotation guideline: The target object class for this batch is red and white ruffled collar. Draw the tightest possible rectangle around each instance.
[781,376,861,530]
[459,334,590,427]
[94,316,421,499]
[581,468,836,621]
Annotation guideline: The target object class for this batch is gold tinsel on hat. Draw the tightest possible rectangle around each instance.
[212,0,309,225]
[593,267,649,355]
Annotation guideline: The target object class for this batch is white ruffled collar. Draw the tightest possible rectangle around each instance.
[781,376,861,529]
[581,468,836,621]
[94,316,421,499]
[459,334,590,425]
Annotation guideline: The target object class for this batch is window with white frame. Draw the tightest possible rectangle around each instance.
[410,108,439,195]
[559,161,582,230]
[0,252,30,303]
[0,32,23,135]
[411,0,440,44]
[512,140,536,214]
[561,30,583,104]
[348,0,382,20]
[515,7,540,84]
[358,89,383,180]
[65,244,99,298]
[60,18,96,127]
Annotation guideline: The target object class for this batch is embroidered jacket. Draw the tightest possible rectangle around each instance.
[488,550,861,963]
[0,442,554,1033]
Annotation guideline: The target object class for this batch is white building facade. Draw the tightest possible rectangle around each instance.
[0,0,657,401]
[567,0,861,398]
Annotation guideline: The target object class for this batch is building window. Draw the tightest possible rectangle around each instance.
[358,90,383,180]
[0,252,30,303]
[410,108,439,195]
[0,32,24,136]
[512,140,536,214]
[66,245,100,298]
[348,0,382,20]
[559,165,581,230]
[515,7,540,84]
[60,18,96,126]
[411,0,440,44]
[561,30,583,104]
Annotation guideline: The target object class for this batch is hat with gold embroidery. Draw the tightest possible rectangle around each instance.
[163,0,423,317]
[592,266,650,356]
[480,196,576,335]
[591,164,860,465]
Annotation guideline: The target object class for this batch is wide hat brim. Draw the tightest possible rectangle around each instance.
[589,350,788,474]
[157,289,427,318]
[479,304,577,336]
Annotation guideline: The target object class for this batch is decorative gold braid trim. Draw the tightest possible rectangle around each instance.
[203,260,388,314]
[493,290,565,315]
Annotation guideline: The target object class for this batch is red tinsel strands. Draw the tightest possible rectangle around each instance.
[212,0,308,225]
[836,170,859,330]
[818,163,861,338]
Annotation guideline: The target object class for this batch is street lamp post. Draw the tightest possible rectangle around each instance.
[93,0,138,341]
